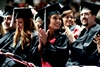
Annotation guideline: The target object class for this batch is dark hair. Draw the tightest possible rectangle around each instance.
[46,14,64,34]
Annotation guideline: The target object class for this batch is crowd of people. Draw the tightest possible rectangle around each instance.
[0,1,100,67]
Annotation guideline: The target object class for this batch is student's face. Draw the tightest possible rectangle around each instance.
[2,15,16,31]
[16,18,24,31]
[80,9,95,27]
[62,13,75,27]
[48,14,62,30]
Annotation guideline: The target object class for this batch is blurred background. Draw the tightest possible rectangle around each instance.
[0,0,100,18]
[0,0,100,10]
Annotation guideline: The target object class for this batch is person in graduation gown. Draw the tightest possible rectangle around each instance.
[0,5,16,49]
[0,8,41,67]
[60,4,82,40]
[93,32,100,66]
[66,2,100,66]
[38,3,70,67]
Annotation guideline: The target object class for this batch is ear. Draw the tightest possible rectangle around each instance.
[93,15,96,18]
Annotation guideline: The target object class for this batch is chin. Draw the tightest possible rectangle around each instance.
[83,24,88,26]
[4,27,10,30]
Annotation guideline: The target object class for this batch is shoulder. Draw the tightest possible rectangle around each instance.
[57,33,68,40]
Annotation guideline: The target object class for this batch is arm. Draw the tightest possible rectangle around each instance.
[42,35,69,66]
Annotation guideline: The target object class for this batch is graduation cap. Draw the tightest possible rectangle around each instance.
[34,8,45,21]
[3,5,14,16]
[60,4,73,18]
[35,3,61,21]
[60,4,72,14]
[80,1,100,15]
[46,3,61,18]
[14,8,33,19]
[10,8,33,27]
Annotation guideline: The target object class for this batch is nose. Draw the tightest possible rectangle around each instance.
[57,18,61,23]
[68,17,72,20]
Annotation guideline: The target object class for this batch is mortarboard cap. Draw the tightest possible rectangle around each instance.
[10,8,33,27]
[3,5,14,16]
[34,8,45,21]
[14,8,33,19]
[35,3,61,21]
[60,4,71,14]
[46,3,61,18]
[80,2,100,15]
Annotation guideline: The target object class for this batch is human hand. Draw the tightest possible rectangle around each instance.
[65,27,75,44]
[93,34,100,53]
[38,28,49,45]
[23,61,36,67]
[3,52,14,57]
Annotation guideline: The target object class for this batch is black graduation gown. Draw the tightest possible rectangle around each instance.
[0,29,15,49]
[67,24,100,66]
[97,53,100,66]
[42,34,69,67]
[24,31,41,67]
[1,30,41,67]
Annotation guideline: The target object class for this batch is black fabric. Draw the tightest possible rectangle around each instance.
[35,3,61,21]
[25,32,41,67]
[14,8,33,19]
[60,4,71,14]
[1,58,17,67]
[66,24,100,66]
[0,30,15,49]
[80,1,100,15]
[3,5,14,15]
[1,30,41,67]
[42,34,69,67]
[0,16,3,24]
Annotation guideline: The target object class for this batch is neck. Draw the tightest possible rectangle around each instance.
[49,29,55,38]
[85,22,96,30]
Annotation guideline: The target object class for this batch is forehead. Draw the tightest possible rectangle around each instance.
[16,18,23,21]
[51,14,61,17]
[80,9,91,14]
[3,15,12,18]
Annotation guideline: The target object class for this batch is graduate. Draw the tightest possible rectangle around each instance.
[60,4,82,41]
[37,3,70,67]
[93,30,100,66]
[0,5,16,49]
[0,8,41,67]
[66,1,100,66]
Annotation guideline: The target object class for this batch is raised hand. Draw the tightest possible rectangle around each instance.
[93,34,100,53]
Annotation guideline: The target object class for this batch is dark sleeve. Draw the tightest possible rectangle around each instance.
[13,45,30,61]
[42,35,69,67]
[24,35,41,67]
[13,35,39,61]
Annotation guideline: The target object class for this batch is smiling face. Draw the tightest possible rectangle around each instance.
[48,14,62,31]
[80,9,96,28]
[62,12,75,28]
[2,15,16,32]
